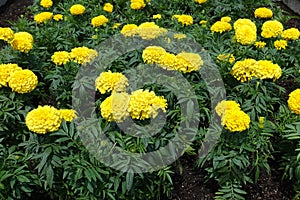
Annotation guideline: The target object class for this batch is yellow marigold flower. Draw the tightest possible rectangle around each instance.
[91,15,109,28]
[254,41,266,48]
[51,51,71,65]
[112,23,121,29]
[70,4,86,15]
[53,14,63,21]
[217,54,235,64]
[231,58,257,82]
[281,28,300,40]
[0,27,14,41]
[153,14,162,19]
[9,32,34,53]
[288,89,300,115]
[70,46,98,65]
[221,16,231,23]
[235,25,257,45]
[254,7,273,18]
[159,53,176,70]
[234,19,256,31]
[210,21,232,33]
[215,100,241,117]
[221,110,250,132]
[274,39,287,50]
[174,52,203,73]
[34,12,53,24]
[8,69,38,93]
[261,20,283,38]
[174,33,186,40]
[195,0,207,4]
[142,46,167,64]
[0,63,22,87]
[128,89,167,120]
[26,105,62,134]
[103,3,113,13]
[95,70,128,94]
[121,24,138,36]
[100,92,130,122]
[40,0,53,8]
[173,14,193,26]
[137,22,167,40]
[130,0,146,10]
[258,117,265,129]
[59,109,77,122]
[255,60,282,80]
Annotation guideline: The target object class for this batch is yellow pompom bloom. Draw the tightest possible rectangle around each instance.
[254,41,266,48]
[195,0,207,4]
[91,15,109,28]
[137,22,167,40]
[0,63,22,87]
[9,32,34,53]
[153,14,162,19]
[121,24,138,36]
[8,69,38,93]
[281,28,300,40]
[235,25,257,45]
[0,27,14,41]
[40,0,53,8]
[221,16,231,23]
[261,20,283,38]
[231,58,257,82]
[217,54,235,64]
[70,46,98,65]
[130,0,146,10]
[173,14,193,26]
[211,21,232,33]
[103,3,113,13]
[70,4,86,15]
[255,60,282,80]
[254,7,273,18]
[34,12,53,24]
[142,46,167,64]
[26,105,62,134]
[234,19,256,30]
[51,51,71,65]
[100,92,130,122]
[59,109,77,122]
[174,52,203,73]
[274,39,287,50]
[159,53,176,70]
[128,89,167,120]
[95,70,128,94]
[215,100,241,117]
[53,14,63,21]
[288,89,300,115]
[221,110,250,132]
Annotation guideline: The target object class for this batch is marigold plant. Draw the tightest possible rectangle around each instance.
[95,71,128,94]
[70,4,86,15]
[9,32,34,53]
[8,69,38,94]
[288,89,300,115]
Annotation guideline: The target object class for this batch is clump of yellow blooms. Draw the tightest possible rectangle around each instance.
[26,105,62,134]
[91,15,109,28]
[95,71,128,94]
[173,14,194,26]
[217,54,235,64]
[34,12,53,24]
[215,100,250,132]
[9,32,34,53]
[70,4,86,15]
[59,109,77,122]
[136,22,167,40]
[0,63,22,88]
[254,60,282,80]
[210,21,232,33]
[254,7,273,18]
[231,58,257,82]
[40,0,53,8]
[288,89,300,115]
[8,69,38,94]
[130,0,146,10]
[261,20,283,38]
[153,14,162,19]
[274,39,287,50]
[120,24,138,36]
[53,14,63,21]
[233,19,257,45]
[254,41,266,48]
[234,19,257,30]
[51,51,71,65]
[281,28,300,40]
[195,0,207,4]
[174,52,203,73]
[103,3,113,13]
[0,27,14,41]
[70,46,98,65]
[142,46,166,64]
[221,16,231,23]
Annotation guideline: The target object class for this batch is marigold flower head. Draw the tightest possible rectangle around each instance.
[159,53,176,70]
[70,46,98,65]
[130,0,146,10]
[215,100,241,117]
[234,19,256,31]
[0,27,14,41]
[0,63,22,88]
[91,15,109,28]
[231,58,257,82]
[142,46,167,64]
[173,14,193,26]
[174,52,203,73]
[9,32,34,53]
[261,20,283,38]
[70,4,86,15]
[40,0,53,8]
[59,109,77,122]
[121,24,138,36]
[210,21,232,33]
[195,0,207,4]
[217,54,235,64]
[153,14,162,19]
[274,39,287,50]
[254,7,273,18]
[281,28,300,40]
[103,3,113,13]
[254,41,266,48]
[34,12,53,24]
[136,22,167,40]
[53,14,63,21]
[235,25,257,45]
[51,51,71,65]
[221,16,231,23]
[8,69,38,93]
[26,105,62,134]
[95,70,128,94]
[255,60,282,80]
[288,89,300,115]
[221,110,250,132]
